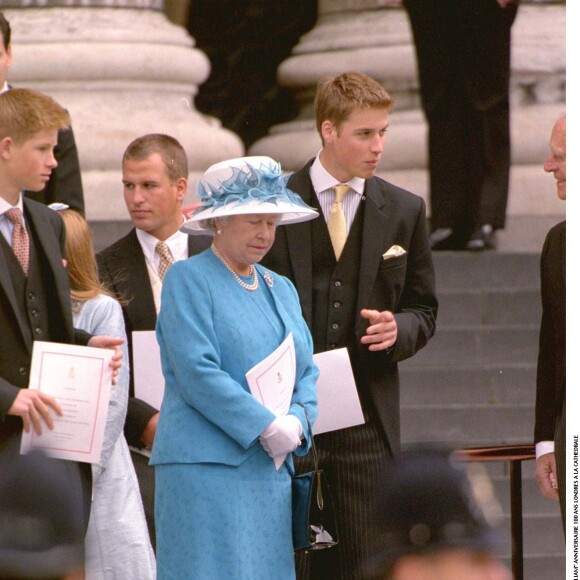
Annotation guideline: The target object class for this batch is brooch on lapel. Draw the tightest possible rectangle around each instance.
[263,271,274,288]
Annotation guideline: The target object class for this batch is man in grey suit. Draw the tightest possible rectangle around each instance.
[262,72,437,579]
[96,134,210,549]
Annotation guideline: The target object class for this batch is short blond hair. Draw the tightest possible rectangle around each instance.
[0,88,70,144]
[314,72,393,142]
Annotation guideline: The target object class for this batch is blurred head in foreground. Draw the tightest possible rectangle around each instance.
[0,450,85,580]
[363,448,510,580]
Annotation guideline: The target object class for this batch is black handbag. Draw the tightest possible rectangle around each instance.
[292,409,339,552]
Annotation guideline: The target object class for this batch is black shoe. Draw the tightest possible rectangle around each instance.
[466,224,496,251]
[430,228,466,251]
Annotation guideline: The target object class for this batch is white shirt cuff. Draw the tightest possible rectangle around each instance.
[536,441,555,458]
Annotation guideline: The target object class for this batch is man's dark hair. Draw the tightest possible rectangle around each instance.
[0,13,11,50]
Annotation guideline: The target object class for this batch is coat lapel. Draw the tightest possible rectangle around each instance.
[119,231,158,330]
[285,166,315,327]
[24,199,72,343]
[187,234,212,257]
[0,239,30,350]
[355,179,392,337]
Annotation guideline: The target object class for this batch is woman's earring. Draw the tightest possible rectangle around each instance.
[217,230,222,235]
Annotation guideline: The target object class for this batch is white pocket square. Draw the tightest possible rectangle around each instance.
[382,245,407,260]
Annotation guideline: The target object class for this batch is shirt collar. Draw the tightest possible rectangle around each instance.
[135,220,189,264]
[309,152,365,196]
[0,192,24,216]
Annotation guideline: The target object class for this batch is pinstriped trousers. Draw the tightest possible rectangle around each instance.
[294,419,391,580]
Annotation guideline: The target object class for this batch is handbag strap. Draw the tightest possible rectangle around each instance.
[297,404,319,471]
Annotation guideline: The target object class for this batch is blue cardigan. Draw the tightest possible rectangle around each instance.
[150,249,318,468]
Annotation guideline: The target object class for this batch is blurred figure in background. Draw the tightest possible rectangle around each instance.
[403,0,519,251]
[60,208,155,579]
[363,448,510,580]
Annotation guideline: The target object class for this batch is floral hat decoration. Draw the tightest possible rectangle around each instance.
[180,156,318,235]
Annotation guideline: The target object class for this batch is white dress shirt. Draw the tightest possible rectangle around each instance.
[136,225,189,313]
[309,152,365,233]
[0,193,25,247]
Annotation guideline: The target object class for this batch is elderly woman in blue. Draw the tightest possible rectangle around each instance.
[151,156,320,580]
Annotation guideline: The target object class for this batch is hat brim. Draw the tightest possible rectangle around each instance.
[180,200,319,235]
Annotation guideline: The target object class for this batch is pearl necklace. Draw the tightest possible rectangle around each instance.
[211,244,259,291]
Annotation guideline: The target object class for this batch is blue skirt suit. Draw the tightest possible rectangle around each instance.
[151,249,319,580]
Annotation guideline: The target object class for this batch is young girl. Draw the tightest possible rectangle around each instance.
[60,209,155,579]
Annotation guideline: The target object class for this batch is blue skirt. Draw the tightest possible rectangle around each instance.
[155,449,295,580]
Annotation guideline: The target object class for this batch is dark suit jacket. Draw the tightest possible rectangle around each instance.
[1,199,75,413]
[0,198,91,522]
[534,220,566,444]
[262,162,437,454]
[96,229,211,447]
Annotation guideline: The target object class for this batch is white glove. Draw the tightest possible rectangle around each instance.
[259,415,303,459]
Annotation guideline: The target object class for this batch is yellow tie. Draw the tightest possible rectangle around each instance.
[155,241,174,282]
[328,184,349,260]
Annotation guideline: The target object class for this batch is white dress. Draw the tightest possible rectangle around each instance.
[73,294,156,580]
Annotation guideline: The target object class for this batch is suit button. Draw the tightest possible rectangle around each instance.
[330,343,337,349]
[334,280,342,287]
[28,292,35,300]
[18,367,28,376]
[35,327,42,335]
[333,301,341,309]
[31,309,39,317]
[332,323,339,330]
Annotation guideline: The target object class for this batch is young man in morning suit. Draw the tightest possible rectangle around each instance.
[0,89,122,543]
[261,72,438,579]
[0,12,85,215]
[534,114,566,526]
[96,134,211,548]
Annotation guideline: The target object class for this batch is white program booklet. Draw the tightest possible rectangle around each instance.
[20,341,114,463]
[312,348,364,434]
[132,330,165,411]
[246,333,296,418]
[246,333,296,469]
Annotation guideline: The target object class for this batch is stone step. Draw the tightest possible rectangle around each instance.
[520,554,566,580]
[437,287,541,326]
[494,477,562,518]
[432,252,541,289]
[522,513,566,558]
[494,513,564,557]
[404,326,539,367]
[401,403,534,447]
[400,363,537,406]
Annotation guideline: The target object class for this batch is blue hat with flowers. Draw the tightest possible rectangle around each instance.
[180,156,318,235]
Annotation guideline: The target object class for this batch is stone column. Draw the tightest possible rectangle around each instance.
[5,1,244,230]
[249,0,565,251]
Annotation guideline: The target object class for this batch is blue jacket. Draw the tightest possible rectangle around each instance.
[150,249,318,468]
